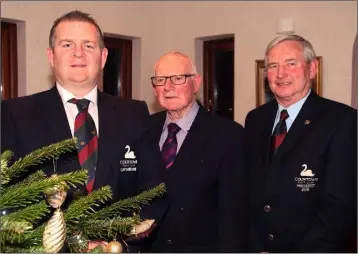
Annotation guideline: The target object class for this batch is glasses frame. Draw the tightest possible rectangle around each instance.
[151,74,196,87]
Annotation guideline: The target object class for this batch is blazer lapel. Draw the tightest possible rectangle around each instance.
[93,91,117,190]
[40,87,73,143]
[171,106,211,170]
[271,91,321,163]
[261,103,279,165]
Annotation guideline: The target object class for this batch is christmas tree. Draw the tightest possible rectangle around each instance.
[0,138,166,253]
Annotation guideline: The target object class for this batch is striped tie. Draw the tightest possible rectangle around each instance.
[69,98,98,193]
[161,123,181,169]
[271,109,289,156]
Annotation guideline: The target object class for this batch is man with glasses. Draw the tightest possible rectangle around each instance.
[135,51,249,252]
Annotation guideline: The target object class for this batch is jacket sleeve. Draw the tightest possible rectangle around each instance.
[218,123,250,252]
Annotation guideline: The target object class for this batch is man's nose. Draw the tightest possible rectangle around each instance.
[73,46,84,58]
[163,78,175,90]
[276,65,288,78]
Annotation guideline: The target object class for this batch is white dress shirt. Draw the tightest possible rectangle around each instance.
[56,83,99,137]
[272,89,311,133]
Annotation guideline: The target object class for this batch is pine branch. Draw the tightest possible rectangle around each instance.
[1,150,14,162]
[82,216,141,239]
[20,223,45,246]
[2,200,50,225]
[1,220,33,245]
[6,138,77,181]
[1,150,14,185]
[64,186,112,224]
[1,201,49,245]
[0,170,88,209]
[1,244,44,253]
[1,220,32,235]
[5,171,47,194]
[87,183,166,221]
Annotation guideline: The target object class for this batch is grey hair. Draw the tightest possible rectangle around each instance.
[264,34,316,68]
[49,10,105,50]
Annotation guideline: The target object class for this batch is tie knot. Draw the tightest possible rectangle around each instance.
[69,98,91,112]
[167,123,181,135]
[280,110,289,121]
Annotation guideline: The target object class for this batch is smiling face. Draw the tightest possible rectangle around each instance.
[47,21,108,95]
[153,53,201,119]
[266,40,317,107]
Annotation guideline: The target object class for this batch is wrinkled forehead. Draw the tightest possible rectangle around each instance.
[155,55,192,76]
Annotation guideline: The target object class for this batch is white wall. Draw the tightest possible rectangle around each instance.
[1,1,356,124]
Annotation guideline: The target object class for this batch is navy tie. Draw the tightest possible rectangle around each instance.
[271,109,289,156]
[69,98,98,193]
[161,123,181,169]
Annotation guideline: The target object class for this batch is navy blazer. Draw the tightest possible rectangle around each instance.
[135,105,249,252]
[245,91,357,252]
[1,86,150,203]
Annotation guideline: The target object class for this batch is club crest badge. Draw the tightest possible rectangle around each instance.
[294,164,318,192]
[120,145,137,172]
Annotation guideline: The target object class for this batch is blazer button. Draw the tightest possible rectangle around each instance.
[167,239,172,244]
[268,234,274,241]
[180,207,184,211]
[264,205,271,212]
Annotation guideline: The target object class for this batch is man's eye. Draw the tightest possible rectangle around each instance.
[157,78,165,82]
[84,44,95,49]
[267,64,277,69]
[62,43,72,48]
[174,76,185,81]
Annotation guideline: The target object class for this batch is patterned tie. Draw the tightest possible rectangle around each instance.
[161,123,181,169]
[69,98,98,193]
[271,109,289,156]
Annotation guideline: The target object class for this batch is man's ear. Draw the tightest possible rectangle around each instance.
[101,48,108,69]
[47,48,55,68]
[193,74,202,93]
[153,86,158,97]
[309,58,318,80]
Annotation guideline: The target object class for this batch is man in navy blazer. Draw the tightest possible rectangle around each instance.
[1,10,149,207]
[134,52,249,252]
[245,34,357,252]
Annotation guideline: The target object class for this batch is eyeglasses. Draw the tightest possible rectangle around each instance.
[151,74,196,87]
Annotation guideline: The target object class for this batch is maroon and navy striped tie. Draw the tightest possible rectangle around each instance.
[271,109,289,156]
[161,123,181,169]
[69,98,98,193]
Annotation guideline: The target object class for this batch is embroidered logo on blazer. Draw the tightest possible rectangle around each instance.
[120,145,137,172]
[294,164,318,192]
[124,145,136,159]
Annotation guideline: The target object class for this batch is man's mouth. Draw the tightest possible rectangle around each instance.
[276,82,292,86]
[71,64,87,67]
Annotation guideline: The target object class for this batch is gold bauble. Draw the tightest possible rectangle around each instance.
[44,175,68,208]
[106,240,123,253]
[43,209,66,253]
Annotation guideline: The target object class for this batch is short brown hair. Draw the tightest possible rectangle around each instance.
[49,10,105,50]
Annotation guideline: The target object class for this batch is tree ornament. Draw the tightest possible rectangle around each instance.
[44,174,68,209]
[106,240,123,253]
[43,174,68,253]
[67,231,89,253]
[42,209,66,253]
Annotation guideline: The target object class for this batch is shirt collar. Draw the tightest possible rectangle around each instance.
[277,89,311,121]
[163,100,199,132]
[56,82,98,106]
